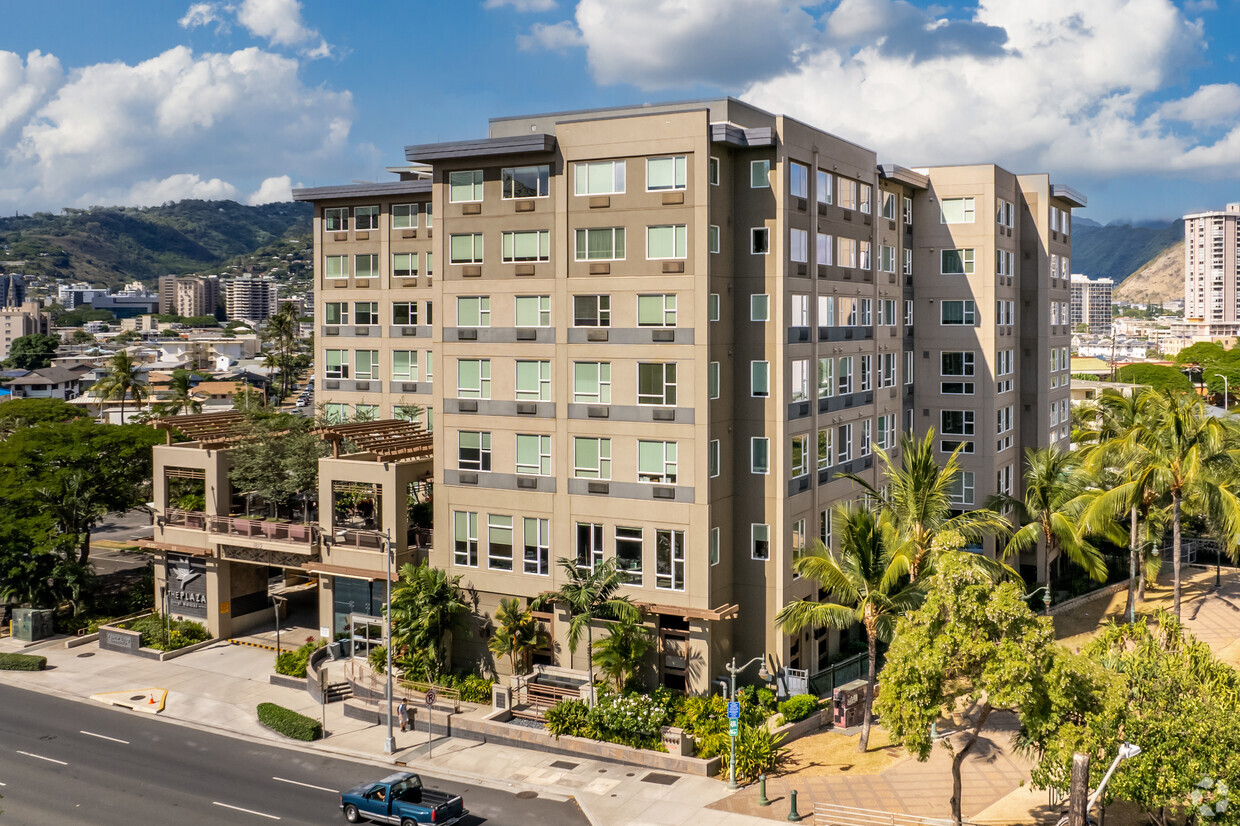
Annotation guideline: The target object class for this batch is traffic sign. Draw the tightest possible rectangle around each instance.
[727,701,741,720]
[425,690,437,707]
[729,720,739,737]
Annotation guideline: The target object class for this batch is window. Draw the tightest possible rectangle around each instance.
[818,427,833,470]
[354,349,379,380]
[882,193,897,220]
[324,207,348,232]
[878,413,896,451]
[818,296,835,329]
[751,437,770,474]
[941,350,975,394]
[616,527,643,585]
[575,160,625,195]
[426,252,433,275]
[942,410,974,438]
[751,160,770,188]
[880,244,895,273]
[575,227,626,261]
[573,295,610,327]
[709,156,720,186]
[791,294,810,327]
[708,225,720,254]
[458,431,492,471]
[941,300,976,325]
[392,203,417,229]
[790,228,808,263]
[353,302,378,326]
[818,357,834,398]
[325,255,348,279]
[647,225,687,259]
[751,294,770,321]
[817,232,833,265]
[450,510,481,570]
[903,248,912,276]
[940,197,975,224]
[859,183,872,215]
[859,354,873,392]
[425,351,433,382]
[792,359,810,402]
[838,356,853,395]
[841,297,857,327]
[790,162,808,198]
[996,300,1014,326]
[573,362,611,404]
[791,434,810,478]
[996,198,1014,228]
[708,293,720,322]
[457,359,491,399]
[516,433,551,475]
[456,296,491,327]
[502,165,549,199]
[449,234,484,264]
[646,156,687,191]
[514,295,551,327]
[906,351,914,385]
[393,252,418,278]
[323,403,347,424]
[425,203,433,227]
[449,170,484,203]
[638,294,676,327]
[710,527,720,566]
[350,205,378,231]
[523,517,549,575]
[354,254,378,279]
[860,241,872,270]
[576,523,603,573]
[751,361,770,397]
[838,237,857,268]
[881,299,897,326]
[751,227,770,255]
[486,515,514,571]
[997,405,1014,452]
[573,438,611,479]
[708,361,720,400]
[949,471,975,506]
[859,298,873,326]
[501,230,550,263]
[325,302,348,326]
[861,419,872,457]
[325,349,349,379]
[839,178,857,210]
[637,362,677,405]
[941,248,975,275]
[638,440,678,483]
[392,351,417,382]
[837,423,853,464]
[515,360,551,401]
[903,196,913,224]
[880,352,897,387]
[817,169,833,204]
[905,300,913,327]
[752,523,770,560]
[709,439,720,478]
[656,530,685,590]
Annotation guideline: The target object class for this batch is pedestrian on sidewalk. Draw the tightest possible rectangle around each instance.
[398,697,409,733]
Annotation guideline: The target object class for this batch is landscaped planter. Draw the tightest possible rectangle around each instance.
[97,618,215,662]
[771,708,828,744]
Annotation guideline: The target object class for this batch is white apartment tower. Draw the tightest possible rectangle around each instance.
[1185,203,1240,325]
[1070,274,1113,334]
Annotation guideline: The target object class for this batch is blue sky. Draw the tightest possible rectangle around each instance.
[3,0,1240,224]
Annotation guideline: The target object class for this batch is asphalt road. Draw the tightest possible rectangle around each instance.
[0,684,587,826]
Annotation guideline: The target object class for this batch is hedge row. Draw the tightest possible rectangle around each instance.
[0,653,47,671]
[256,702,321,741]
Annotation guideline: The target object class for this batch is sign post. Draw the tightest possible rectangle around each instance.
[425,690,437,759]
[727,700,741,783]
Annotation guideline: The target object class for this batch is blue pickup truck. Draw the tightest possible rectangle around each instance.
[340,772,467,825]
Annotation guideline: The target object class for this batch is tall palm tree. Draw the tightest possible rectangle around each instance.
[263,302,300,400]
[592,613,654,692]
[387,562,470,681]
[155,369,203,416]
[534,557,639,697]
[488,597,547,677]
[94,350,148,423]
[991,446,1108,610]
[775,505,923,752]
[840,430,1008,580]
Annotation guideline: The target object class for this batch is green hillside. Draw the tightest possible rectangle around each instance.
[1070,218,1183,282]
[0,200,312,288]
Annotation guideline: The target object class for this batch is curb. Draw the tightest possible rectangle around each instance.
[229,638,282,652]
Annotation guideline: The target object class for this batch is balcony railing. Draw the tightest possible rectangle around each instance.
[332,528,386,551]
[208,515,318,546]
[164,509,207,530]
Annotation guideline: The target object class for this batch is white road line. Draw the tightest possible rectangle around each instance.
[15,751,68,766]
[212,801,281,820]
[0,780,7,786]
[80,730,130,745]
[272,776,337,793]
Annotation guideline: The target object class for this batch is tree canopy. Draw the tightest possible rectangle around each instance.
[226,413,326,518]
[4,333,61,370]
[1115,364,1193,393]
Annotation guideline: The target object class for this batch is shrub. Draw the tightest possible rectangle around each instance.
[777,694,821,724]
[275,638,326,678]
[256,702,322,741]
[717,725,790,783]
[368,644,387,675]
[544,698,592,739]
[122,613,210,651]
[0,653,47,671]
[448,673,494,704]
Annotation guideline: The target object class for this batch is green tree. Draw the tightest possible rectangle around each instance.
[775,505,923,752]
[154,369,204,416]
[262,302,300,400]
[387,562,470,681]
[4,333,61,370]
[227,414,326,520]
[875,556,1103,826]
[0,397,87,437]
[1115,364,1193,394]
[488,597,547,677]
[1174,341,1226,368]
[68,329,96,345]
[534,558,640,696]
[93,350,149,421]
[591,613,654,692]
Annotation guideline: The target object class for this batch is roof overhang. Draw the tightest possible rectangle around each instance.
[878,164,929,190]
[709,123,775,148]
[1051,184,1088,208]
[404,133,557,164]
[292,180,431,202]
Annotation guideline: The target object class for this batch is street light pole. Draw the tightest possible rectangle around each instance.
[725,655,771,790]
[384,527,395,755]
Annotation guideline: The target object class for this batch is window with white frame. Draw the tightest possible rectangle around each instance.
[576,523,603,573]
[818,295,835,329]
[573,295,611,327]
[859,354,873,392]
[838,356,853,395]
[353,302,378,326]
[751,160,770,188]
[514,295,551,327]
[456,296,490,327]
[941,248,975,275]
[449,170,484,203]
[997,349,1014,394]
[751,293,770,321]
[996,198,1014,228]
[325,349,349,379]
[880,352,896,387]
[817,232,833,265]
[839,178,857,210]
[487,514,514,571]
[709,439,720,478]
[647,156,687,191]
[456,359,491,399]
[325,302,348,326]
[791,359,810,402]
[615,526,643,585]
[791,294,810,327]
[791,434,810,478]
[941,410,975,454]
[523,517,549,575]
[941,300,976,325]
[573,438,611,479]
[790,162,809,199]
[791,228,808,263]
[859,183,872,214]
[354,205,379,230]
[997,464,1013,499]
[818,357,834,399]
[940,197,975,223]
[751,437,770,474]
[638,440,678,484]
[637,362,677,405]
[324,207,348,232]
[860,240,872,270]
[841,297,858,326]
[708,293,720,322]
[513,432,551,476]
[708,361,720,400]
[941,351,975,394]
[752,361,770,397]
[751,227,770,255]
[393,252,418,278]
[575,161,625,195]
[838,237,858,268]
[453,511,479,567]
[878,413,896,450]
[905,300,913,327]
[882,192,897,220]
[837,423,853,464]
[903,196,913,224]
[709,157,720,186]
[353,253,378,279]
[354,350,380,380]
[903,248,913,276]
[880,244,895,273]
[392,203,417,229]
[752,523,770,560]
[502,230,550,263]
[637,294,676,327]
[818,427,833,470]
[573,362,611,404]
[997,405,1014,452]
[515,360,551,401]
[708,225,720,254]
[881,299,897,326]
[949,471,975,506]
[425,203,433,228]
[458,430,491,471]
[449,234,484,264]
[502,165,550,199]
[392,351,418,382]
[325,254,348,279]
[710,527,720,566]
[575,227,625,260]
[859,419,873,457]
[817,169,833,204]
[647,225,687,259]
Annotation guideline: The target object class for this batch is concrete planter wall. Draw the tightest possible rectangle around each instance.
[770,709,828,744]
[97,620,216,661]
[270,673,306,691]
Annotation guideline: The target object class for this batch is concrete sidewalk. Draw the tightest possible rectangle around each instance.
[0,635,758,826]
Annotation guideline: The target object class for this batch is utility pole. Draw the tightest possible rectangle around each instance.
[1068,752,1090,826]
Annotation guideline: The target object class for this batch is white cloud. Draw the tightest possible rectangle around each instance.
[247,174,297,204]
[178,2,229,32]
[179,0,330,57]
[1159,83,1240,126]
[517,21,584,52]
[0,45,353,212]
[486,0,558,11]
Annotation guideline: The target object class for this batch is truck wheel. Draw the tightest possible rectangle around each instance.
[343,803,362,823]
[401,819,418,826]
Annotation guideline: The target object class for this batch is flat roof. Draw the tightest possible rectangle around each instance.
[405,133,556,164]
[1051,184,1088,208]
[291,180,431,202]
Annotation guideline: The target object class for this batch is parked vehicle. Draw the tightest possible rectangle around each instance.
[340,772,466,825]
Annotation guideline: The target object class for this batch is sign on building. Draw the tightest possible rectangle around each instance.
[166,553,208,619]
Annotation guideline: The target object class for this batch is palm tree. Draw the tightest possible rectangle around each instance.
[991,446,1107,609]
[488,597,547,677]
[534,558,639,697]
[155,369,203,416]
[262,302,300,400]
[840,430,1008,580]
[592,613,654,692]
[775,505,923,752]
[94,350,148,422]
[387,562,470,681]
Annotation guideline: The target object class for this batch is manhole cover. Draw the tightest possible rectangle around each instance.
[550,760,579,770]
[77,652,95,658]
[641,773,679,786]
[129,695,147,702]
[516,791,538,800]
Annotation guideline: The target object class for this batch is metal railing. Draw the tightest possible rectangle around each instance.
[164,508,207,529]
[815,803,968,826]
[808,651,872,698]
[344,659,461,712]
[510,674,584,718]
[208,515,318,546]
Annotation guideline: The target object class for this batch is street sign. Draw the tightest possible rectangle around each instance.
[729,720,739,737]
[425,690,437,707]
[727,701,741,720]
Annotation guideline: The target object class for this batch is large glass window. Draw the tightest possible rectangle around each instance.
[325,255,348,279]
[637,362,677,405]
[449,234,484,264]
[514,295,551,327]
[817,169,833,204]
[458,431,492,471]
[790,162,808,198]
[487,515,514,571]
[752,523,770,560]
[575,227,625,261]
[573,438,611,479]
[325,350,348,379]
[393,252,418,278]
[501,230,550,263]
[453,511,478,567]
[790,229,808,263]
[791,434,809,478]
[523,518,550,575]
[325,302,348,326]
[940,197,975,224]
[353,302,378,326]
[392,351,417,382]
[392,203,417,229]
[941,248,975,275]
[354,205,379,230]
[457,359,491,399]
[637,294,676,327]
[647,225,687,259]
[751,160,770,188]
[393,301,418,326]
[574,161,625,195]
[751,437,770,474]
[449,169,484,203]
[573,295,611,326]
[656,530,685,591]
[516,434,551,476]
[616,527,643,585]
[515,360,551,401]
[940,300,976,325]
[751,361,770,397]
[354,350,379,380]
[501,165,550,199]
[576,523,603,573]
[573,362,611,403]
[751,294,770,321]
[456,296,490,327]
[324,207,348,232]
[638,440,677,484]
[646,156,687,191]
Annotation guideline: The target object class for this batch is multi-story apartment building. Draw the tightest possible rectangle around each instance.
[225,275,280,322]
[158,275,221,318]
[1069,274,1113,334]
[0,300,50,361]
[268,98,1082,693]
[1185,203,1240,325]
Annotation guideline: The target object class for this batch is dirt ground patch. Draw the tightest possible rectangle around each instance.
[782,726,908,777]
[1052,569,1220,650]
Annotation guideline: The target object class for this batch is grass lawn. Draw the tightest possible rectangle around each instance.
[1052,568,1221,651]
[782,726,908,777]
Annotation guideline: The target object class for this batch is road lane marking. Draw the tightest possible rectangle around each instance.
[272,776,337,793]
[212,801,281,820]
[0,780,7,785]
[80,730,129,745]
[15,751,67,766]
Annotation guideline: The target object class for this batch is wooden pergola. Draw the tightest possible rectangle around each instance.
[151,411,256,448]
[311,419,433,462]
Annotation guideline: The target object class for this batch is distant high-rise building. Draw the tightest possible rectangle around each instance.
[158,275,220,318]
[1070,274,1113,334]
[0,274,26,308]
[224,275,280,322]
[57,282,109,310]
[0,301,50,361]
[1185,203,1240,330]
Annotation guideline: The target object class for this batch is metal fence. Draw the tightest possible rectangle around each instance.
[808,651,872,698]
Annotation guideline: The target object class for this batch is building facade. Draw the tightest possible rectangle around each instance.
[0,274,26,308]
[280,98,1080,692]
[0,300,50,361]
[1069,274,1113,334]
[158,275,221,318]
[1185,203,1240,324]
[225,275,280,322]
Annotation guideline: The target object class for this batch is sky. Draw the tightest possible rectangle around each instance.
[3,0,1240,224]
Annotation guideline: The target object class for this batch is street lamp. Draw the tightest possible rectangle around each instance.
[1086,743,1141,815]
[337,526,396,754]
[724,655,772,790]
[1024,585,1052,614]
